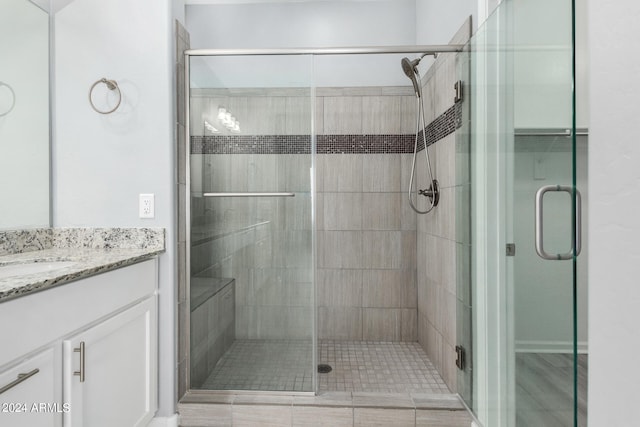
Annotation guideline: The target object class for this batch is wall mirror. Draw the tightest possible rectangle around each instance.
[0,0,50,230]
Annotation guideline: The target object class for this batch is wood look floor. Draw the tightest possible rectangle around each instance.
[516,353,588,427]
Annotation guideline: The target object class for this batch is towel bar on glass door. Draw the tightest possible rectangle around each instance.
[203,192,295,197]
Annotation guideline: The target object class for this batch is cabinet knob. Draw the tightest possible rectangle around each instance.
[74,341,85,383]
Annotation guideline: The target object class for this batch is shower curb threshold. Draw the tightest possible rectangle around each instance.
[178,391,474,426]
[179,390,466,409]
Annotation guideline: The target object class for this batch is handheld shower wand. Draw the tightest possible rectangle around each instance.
[401,57,422,97]
[401,54,439,214]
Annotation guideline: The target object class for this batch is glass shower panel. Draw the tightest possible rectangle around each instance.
[188,54,315,392]
[469,0,581,425]
[455,46,472,411]
[511,0,579,424]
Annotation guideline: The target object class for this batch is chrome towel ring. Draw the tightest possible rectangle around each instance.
[0,81,16,117]
[89,78,121,114]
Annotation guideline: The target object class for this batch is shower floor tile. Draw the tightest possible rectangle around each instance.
[318,340,451,394]
[201,339,450,394]
[202,339,314,391]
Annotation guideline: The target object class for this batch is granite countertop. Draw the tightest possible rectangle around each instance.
[0,228,165,303]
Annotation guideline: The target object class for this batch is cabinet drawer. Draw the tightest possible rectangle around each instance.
[0,259,157,366]
[0,347,60,427]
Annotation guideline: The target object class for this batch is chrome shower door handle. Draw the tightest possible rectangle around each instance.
[535,185,582,260]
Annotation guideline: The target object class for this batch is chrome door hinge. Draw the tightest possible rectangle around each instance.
[455,345,466,370]
[454,80,463,103]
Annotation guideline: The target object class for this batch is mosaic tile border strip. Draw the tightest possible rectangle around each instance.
[191,103,462,154]
[192,134,311,155]
[318,134,413,154]
[417,103,462,152]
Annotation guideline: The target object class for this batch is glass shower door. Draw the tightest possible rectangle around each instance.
[510,0,584,425]
[469,0,584,425]
[187,54,315,392]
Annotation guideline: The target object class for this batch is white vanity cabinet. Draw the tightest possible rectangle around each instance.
[0,258,158,427]
[63,297,156,427]
[0,347,60,427]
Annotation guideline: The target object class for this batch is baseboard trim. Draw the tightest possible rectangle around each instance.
[147,414,179,427]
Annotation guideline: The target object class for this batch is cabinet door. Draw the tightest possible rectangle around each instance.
[63,298,157,427]
[0,347,60,427]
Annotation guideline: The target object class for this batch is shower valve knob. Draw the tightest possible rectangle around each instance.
[418,180,440,207]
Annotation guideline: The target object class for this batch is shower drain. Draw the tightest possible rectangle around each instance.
[317,364,332,374]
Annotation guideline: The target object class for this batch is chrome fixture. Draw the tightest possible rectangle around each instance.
[454,80,463,103]
[535,184,582,260]
[403,54,439,214]
[0,368,39,395]
[89,78,121,114]
[73,341,86,382]
[401,56,423,96]
[185,45,463,57]
[203,192,295,198]
[418,180,440,206]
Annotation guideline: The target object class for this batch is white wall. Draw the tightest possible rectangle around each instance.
[186,1,417,88]
[53,0,177,417]
[415,0,476,43]
[588,0,640,424]
[414,0,476,72]
[0,0,49,229]
[187,1,415,49]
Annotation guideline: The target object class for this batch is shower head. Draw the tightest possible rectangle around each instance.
[401,57,422,97]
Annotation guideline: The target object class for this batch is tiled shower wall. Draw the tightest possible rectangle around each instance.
[189,86,421,344]
[315,88,418,342]
[415,20,472,393]
[188,81,466,345]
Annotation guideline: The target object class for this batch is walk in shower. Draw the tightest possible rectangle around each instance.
[178,0,584,425]
[183,34,472,398]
